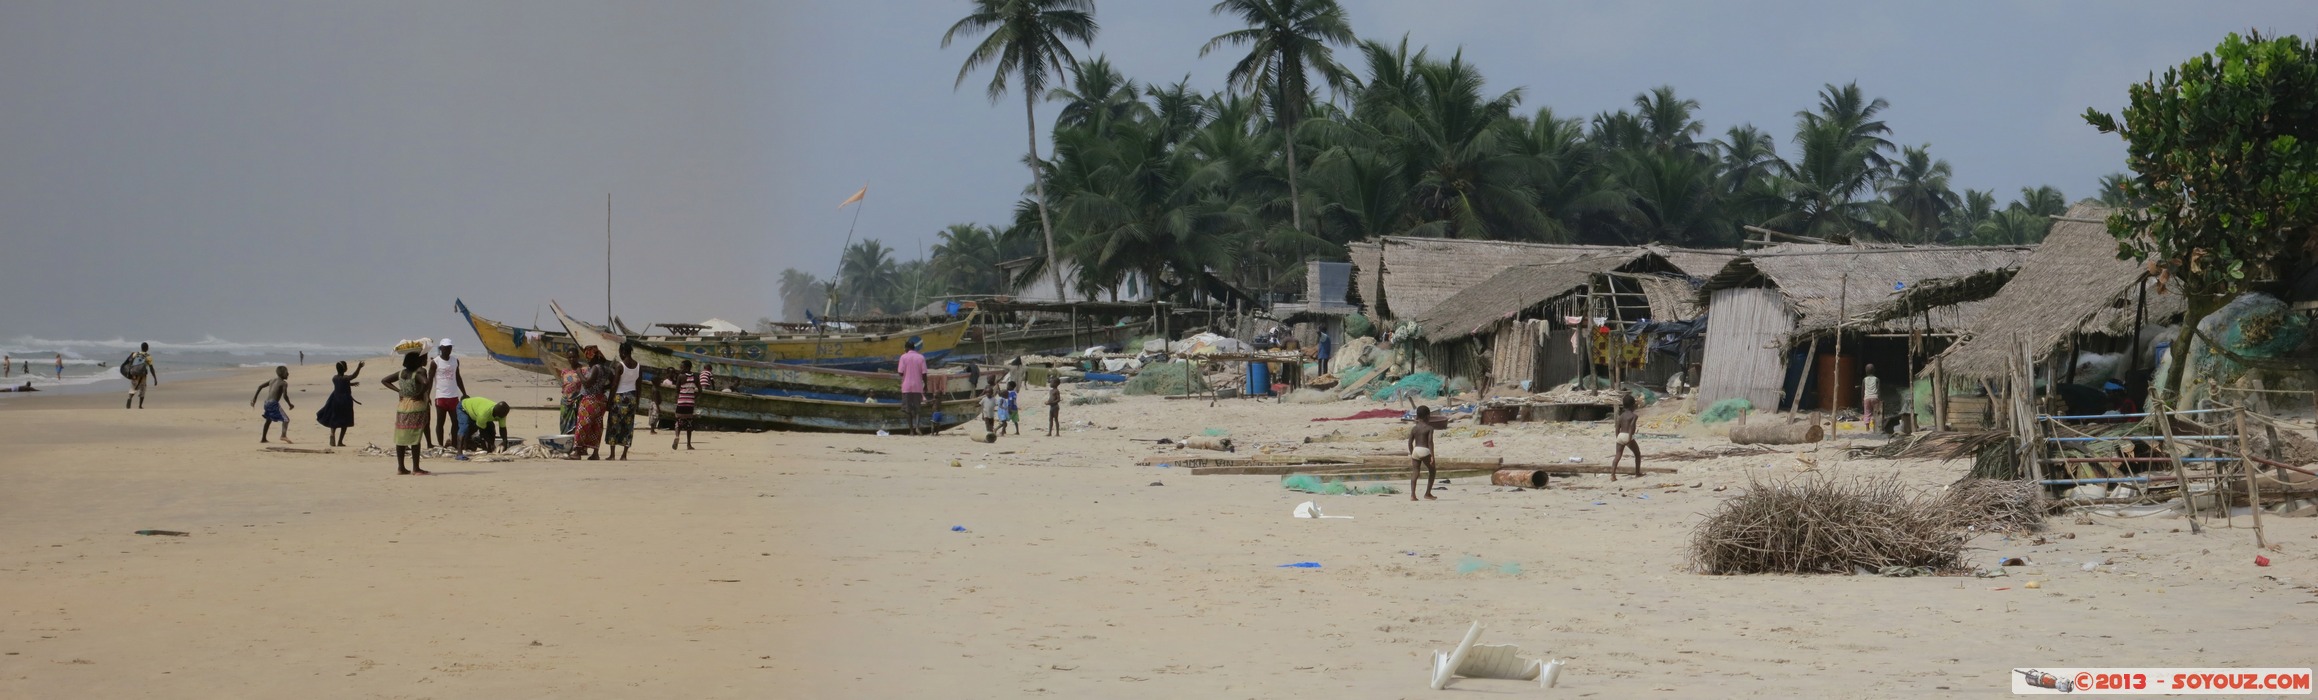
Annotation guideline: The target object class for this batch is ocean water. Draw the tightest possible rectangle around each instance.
[0,335,382,395]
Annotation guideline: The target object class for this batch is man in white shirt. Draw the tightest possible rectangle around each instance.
[430,338,467,448]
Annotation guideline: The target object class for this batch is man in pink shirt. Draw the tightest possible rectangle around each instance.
[897,336,928,436]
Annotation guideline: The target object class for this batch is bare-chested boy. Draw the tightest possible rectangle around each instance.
[251,366,295,443]
[1408,405,1438,501]
[1610,394,1642,480]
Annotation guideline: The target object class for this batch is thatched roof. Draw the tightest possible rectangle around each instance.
[1696,243,2035,337]
[1935,204,2187,379]
[1411,251,1686,341]
[1348,237,1736,324]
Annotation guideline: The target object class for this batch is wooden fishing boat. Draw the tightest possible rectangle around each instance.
[549,303,982,434]
[549,302,998,402]
[682,386,979,434]
[456,299,577,376]
[619,311,974,370]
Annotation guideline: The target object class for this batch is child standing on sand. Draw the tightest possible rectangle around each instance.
[250,366,296,443]
[1044,374,1062,436]
[978,384,1000,440]
[1002,381,1022,435]
[1610,394,1642,480]
[1408,405,1438,501]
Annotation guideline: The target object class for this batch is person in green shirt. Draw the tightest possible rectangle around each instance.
[459,396,512,454]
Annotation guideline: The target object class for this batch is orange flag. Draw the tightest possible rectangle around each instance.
[837,186,867,210]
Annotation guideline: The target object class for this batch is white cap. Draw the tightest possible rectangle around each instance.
[438,337,455,347]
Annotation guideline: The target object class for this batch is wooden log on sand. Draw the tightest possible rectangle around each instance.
[1731,421,1823,445]
[1183,436,1234,452]
[1492,469,1551,488]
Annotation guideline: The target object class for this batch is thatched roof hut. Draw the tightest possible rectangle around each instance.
[1696,243,2035,339]
[1346,236,1733,325]
[1927,204,2186,380]
[1412,251,1688,342]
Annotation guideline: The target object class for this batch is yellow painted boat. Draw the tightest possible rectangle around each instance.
[455,299,575,375]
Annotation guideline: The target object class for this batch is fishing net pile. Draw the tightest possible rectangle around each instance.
[1370,372,1445,402]
[1697,398,1752,424]
[1122,360,1210,396]
[1282,474,1400,496]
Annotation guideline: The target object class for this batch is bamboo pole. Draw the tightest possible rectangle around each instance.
[2236,407,2267,548]
[1789,338,1820,413]
[1832,272,1848,436]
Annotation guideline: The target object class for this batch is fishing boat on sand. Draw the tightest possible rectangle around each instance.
[457,299,577,376]
[625,311,973,371]
[550,303,998,401]
[549,302,981,433]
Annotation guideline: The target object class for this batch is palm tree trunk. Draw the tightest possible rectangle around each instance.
[1026,88,1067,303]
[1284,116,1304,236]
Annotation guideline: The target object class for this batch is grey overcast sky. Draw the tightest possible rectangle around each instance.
[4,1,2315,347]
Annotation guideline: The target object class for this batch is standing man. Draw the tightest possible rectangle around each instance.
[55,353,65,380]
[1316,329,1333,377]
[429,338,467,448]
[124,342,158,409]
[898,336,928,436]
[4,353,10,377]
[1861,363,1881,433]
[670,359,701,450]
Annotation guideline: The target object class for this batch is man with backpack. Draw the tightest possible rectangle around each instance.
[122,342,158,409]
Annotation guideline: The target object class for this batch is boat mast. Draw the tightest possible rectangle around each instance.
[606,193,613,328]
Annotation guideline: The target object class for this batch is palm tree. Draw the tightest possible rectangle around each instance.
[1632,85,1705,154]
[777,268,827,322]
[1201,0,1357,238]
[2096,172,2137,208]
[837,240,899,315]
[1048,55,1144,137]
[943,0,1099,303]
[2014,185,2066,216]
[1973,208,2049,245]
[1880,145,1957,243]
[931,223,1008,294]
[1945,188,1996,243]
[1765,83,1897,240]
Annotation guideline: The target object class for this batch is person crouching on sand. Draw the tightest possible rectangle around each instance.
[378,352,433,475]
[251,366,296,443]
[460,396,511,454]
[1610,394,1642,480]
[1408,405,1438,501]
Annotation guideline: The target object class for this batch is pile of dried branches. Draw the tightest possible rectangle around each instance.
[1649,444,1780,463]
[1965,435,2024,480]
[1689,473,1968,575]
[1941,478,2049,532]
[1873,429,2009,461]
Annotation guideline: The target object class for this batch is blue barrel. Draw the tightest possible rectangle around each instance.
[1248,361,1271,396]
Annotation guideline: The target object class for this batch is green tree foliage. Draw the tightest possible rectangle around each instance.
[944,0,1099,315]
[921,4,2116,305]
[2085,30,2318,395]
[1202,0,1357,237]
[777,268,828,322]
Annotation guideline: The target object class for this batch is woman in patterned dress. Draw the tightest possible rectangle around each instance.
[567,347,613,460]
[556,348,582,435]
[377,352,433,475]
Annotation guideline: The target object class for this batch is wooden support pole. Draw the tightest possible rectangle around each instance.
[2158,400,2200,525]
[2237,407,2267,549]
[1934,356,1949,432]
[1832,272,1848,436]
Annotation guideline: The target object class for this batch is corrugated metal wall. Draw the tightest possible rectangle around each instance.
[1697,287,1794,410]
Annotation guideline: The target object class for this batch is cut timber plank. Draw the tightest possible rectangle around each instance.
[1498,462,1678,476]
[261,446,334,454]
[1280,469,1502,483]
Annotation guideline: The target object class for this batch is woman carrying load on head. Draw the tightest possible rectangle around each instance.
[377,352,433,475]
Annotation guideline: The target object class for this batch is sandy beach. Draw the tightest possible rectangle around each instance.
[3,358,2314,698]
